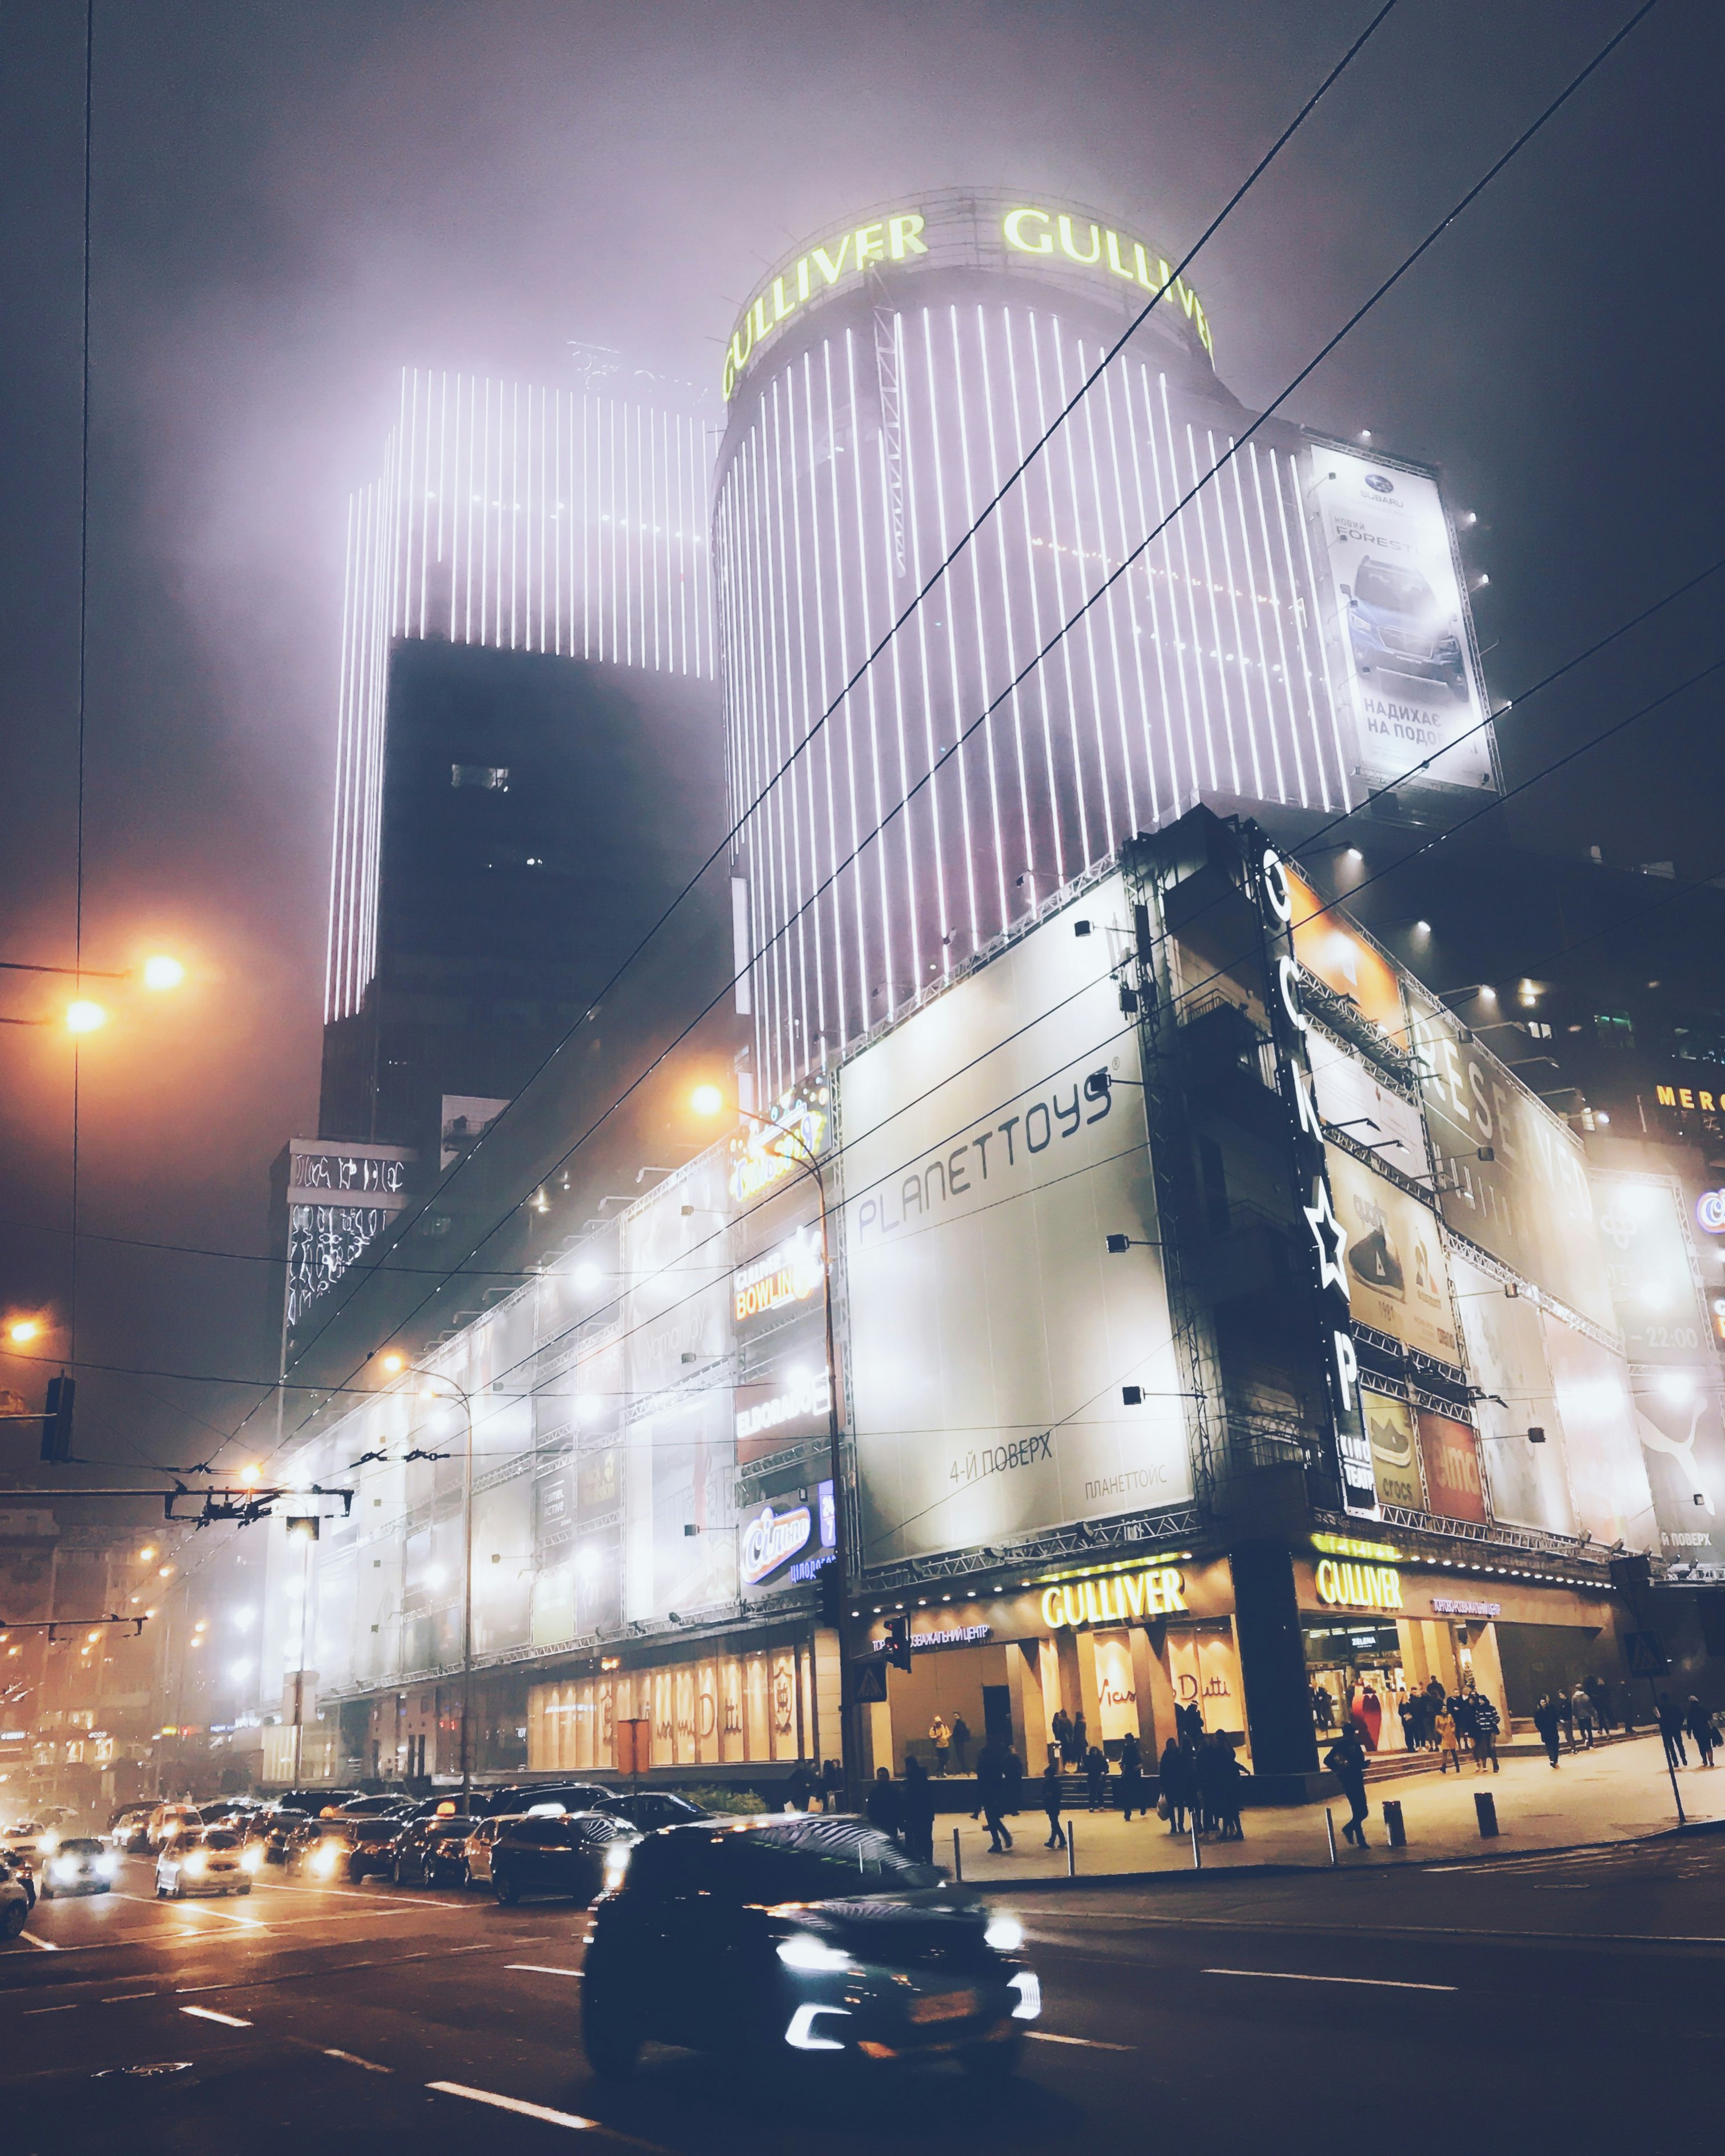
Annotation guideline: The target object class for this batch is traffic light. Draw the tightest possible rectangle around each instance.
[817,1558,845,1630]
[882,1614,912,1673]
[39,1375,74,1464]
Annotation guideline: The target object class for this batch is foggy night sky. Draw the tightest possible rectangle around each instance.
[1,0,1720,1477]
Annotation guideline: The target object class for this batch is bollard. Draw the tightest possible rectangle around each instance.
[1324,1807,1337,1867]
[1067,1822,1076,1879]
[1191,1816,1202,1871]
[1383,1798,1406,1849]
[952,1826,963,1882]
[1474,1790,1499,1839]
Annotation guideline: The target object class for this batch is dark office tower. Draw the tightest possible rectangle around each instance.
[317,369,721,1165]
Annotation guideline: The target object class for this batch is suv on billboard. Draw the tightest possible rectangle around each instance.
[1344,557,1467,696]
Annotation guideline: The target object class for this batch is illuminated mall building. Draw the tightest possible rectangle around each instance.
[714,190,1497,1101]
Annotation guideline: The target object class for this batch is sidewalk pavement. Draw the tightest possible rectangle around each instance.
[938,1731,1724,1883]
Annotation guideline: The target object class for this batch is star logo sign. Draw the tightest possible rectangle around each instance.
[1304,1180,1348,1294]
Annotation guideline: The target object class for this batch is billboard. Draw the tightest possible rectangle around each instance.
[1325,1143,1461,1366]
[1407,988,1615,1331]
[1307,1028,1426,1176]
[1309,445,1494,794]
[1362,1388,1421,1511]
[1415,1407,1488,1524]
[1538,1308,1656,1549]
[1592,1171,1725,1569]
[1450,1252,1575,1534]
[837,874,1189,1568]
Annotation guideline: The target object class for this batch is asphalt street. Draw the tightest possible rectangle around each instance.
[5,1835,1723,2156]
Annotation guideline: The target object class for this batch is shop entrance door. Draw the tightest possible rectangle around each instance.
[981,1685,1012,1751]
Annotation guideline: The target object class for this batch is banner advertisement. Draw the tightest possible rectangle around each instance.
[1450,1252,1576,1534]
[1308,445,1495,794]
[837,875,1189,1568]
[1415,1407,1489,1524]
[1283,862,1408,1040]
[1362,1388,1422,1511]
[1307,1029,1427,1173]
[1325,1142,1461,1366]
[1406,989,1615,1331]
[1592,1172,1725,1569]
[1538,1308,1656,1550]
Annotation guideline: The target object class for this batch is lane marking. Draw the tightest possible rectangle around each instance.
[102,1990,159,2002]
[325,2047,392,2073]
[1026,2030,1134,2051]
[181,2004,254,2026]
[1204,1967,1457,1993]
[428,2081,668,2145]
[24,2003,78,2013]
[18,1932,59,1951]
[505,1964,582,1977]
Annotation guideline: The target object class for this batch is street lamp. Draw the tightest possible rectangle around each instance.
[374,1355,476,1807]
[693,1085,854,1803]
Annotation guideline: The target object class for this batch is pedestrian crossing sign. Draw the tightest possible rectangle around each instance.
[1623,1630,1668,1676]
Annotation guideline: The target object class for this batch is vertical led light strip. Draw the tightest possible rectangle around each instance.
[801,347,848,1052]
[973,306,1038,903]
[1288,445,1352,811]
[1096,356,1158,829]
[1027,315,1091,873]
[917,310,980,956]
[1247,440,1308,807]
[1202,425,1262,801]
[948,307,1009,935]
[1001,309,1065,889]
[1075,339,1137,841]
[1182,421,1240,797]
[844,326,899,1021]
[1049,328,1115,857]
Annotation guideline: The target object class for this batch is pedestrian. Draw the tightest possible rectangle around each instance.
[1556,1688,1576,1752]
[949,1714,971,1775]
[864,1766,901,1841]
[1449,1690,1478,1766]
[1470,1692,1501,1774]
[1210,1742,1247,1840]
[784,1762,816,1812]
[1311,1683,1335,1734]
[1071,1710,1089,1767]
[1656,1691,1689,1770]
[975,1739,1014,1852]
[1049,1707,1072,1767]
[820,1758,844,1812]
[1435,1702,1461,1774]
[1424,1675,1448,1744]
[1084,1744,1108,1812]
[1685,1696,1717,1768]
[1397,1692,1419,1754]
[1569,1685,1595,1749]
[1193,1734,1224,1835]
[1533,1694,1562,1768]
[1176,1699,1204,1752]
[901,1756,936,1864]
[1041,1759,1067,1850]
[928,1714,951,1776]
[1586,1673,1611,1734]
[1157,1738,1188,1834]
[1118,1730,1146,1822]
[1324,1724,1370,1847]
[1003,1747,1024,1815]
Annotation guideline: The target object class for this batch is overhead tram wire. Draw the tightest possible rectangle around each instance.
[68,0,95,1379]
[203,0,1665,1470]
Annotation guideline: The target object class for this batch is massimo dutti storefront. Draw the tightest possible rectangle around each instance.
[859,1554,1251,1774]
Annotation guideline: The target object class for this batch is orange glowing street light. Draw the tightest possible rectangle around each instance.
[5,1319,41,1346]
[65,999,107,1035]
[1,950,187,1031]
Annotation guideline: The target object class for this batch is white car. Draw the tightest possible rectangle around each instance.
[461,1814,524,1888]
[155,1826,258,1898]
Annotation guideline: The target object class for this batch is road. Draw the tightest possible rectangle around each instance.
[5,1835,1723,2154]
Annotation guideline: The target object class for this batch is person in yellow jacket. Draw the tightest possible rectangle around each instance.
[928,1714,951,1775]
[1435,1705,1461,1774]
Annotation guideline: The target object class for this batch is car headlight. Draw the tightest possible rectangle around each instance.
[38,1830,59,1852]
[51,1859,77,1883]
[241,1846,263,1872]
[311,1842,341,1876]
[601,1844,633,1892]
[97,1855,118,1878]
[184,1852,207,1876]
[776,1933,851,1974]
[984,1912,1024,1953]
[1008,1971,1041,2021]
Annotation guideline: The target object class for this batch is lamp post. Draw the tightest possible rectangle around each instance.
[380,1356,476,1810]
[694,1086,854,1805]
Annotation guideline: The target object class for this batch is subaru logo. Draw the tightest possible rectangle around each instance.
[1365,474,1394,494]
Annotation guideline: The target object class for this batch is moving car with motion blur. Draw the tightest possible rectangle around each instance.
[598,1790,712,1832]
[321,1810,408,1882]
[289,1819,371,1884]
[490,1811,637,1905]
[243,1804,314,1867]
[39,1837,118,1898]
[155,1826,257,1899]
[145,1803,203,1852]
[390,1813,477,1887]
[106,1805,155,1854]
[581,1815,1037,2080]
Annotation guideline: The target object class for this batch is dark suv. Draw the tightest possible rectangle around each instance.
[581,1815,1037,2079]
[490,1813,636,1905]
[391,1814,477,1887]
